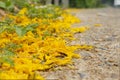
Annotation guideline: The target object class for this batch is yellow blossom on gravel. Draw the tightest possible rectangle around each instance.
[0,7,93,80]
[94,23,102,27]
[72,26,89,33]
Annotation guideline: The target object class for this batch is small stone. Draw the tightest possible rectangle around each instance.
[111,73,119,79]
[97,13,107,16]
[113,64,118,66]
[78,72,86,79]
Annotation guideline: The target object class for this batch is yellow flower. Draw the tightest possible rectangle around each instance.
[72,26,88,33]
[0,7,94,80]
[2,63,11,69]
[18,8,27,15]
[47,14,53,18]
[0,69,28,79]
[35,75,45,80]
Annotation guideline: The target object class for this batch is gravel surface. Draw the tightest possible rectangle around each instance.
[42,7,120,80]
[73,7,120,80]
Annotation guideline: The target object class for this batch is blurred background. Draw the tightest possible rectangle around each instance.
[0,0,120,16]
[0,0,120,9]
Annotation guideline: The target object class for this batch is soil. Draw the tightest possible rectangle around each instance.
[41,7,120,80]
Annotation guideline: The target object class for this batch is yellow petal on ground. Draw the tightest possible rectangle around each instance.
[94,24,102,27]
[72,26,89,33]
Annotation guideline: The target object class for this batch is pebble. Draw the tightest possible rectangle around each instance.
[78,72,86,79]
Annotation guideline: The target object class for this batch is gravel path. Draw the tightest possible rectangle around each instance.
[42,7,120,80]
[71,7,120,80]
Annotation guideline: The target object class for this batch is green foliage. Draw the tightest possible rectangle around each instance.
[0,0,14,11]
[10,0,30,9]
[0,49,14,65]
[85,0,98,8]
[0,1,6,9]
[0,44,16,66]
[27,5,62,19]
[5,0,14,11]
[0,5,62,37]
[11,0,41,8]
[0,43,22,66]
[0,0,41,12]
[0,18,14,33]
[69,0,76,7]
[42,30,52,40]
[0,18,39,36]
[75,0,86,8]
[69,0,103,8]
[39,0,46,5]
[0,56,14,66]
[14,23,39,36]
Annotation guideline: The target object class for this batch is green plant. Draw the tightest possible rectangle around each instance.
[0,0,14,11]
[0,0,41,12]
[0,18,14,33]
[40,0,46,5]
[11,0,31,9]
[0,1,6,9]
[14,23,39,36]
[85,0,97,8]
[0,43,20,66]
[0,17,39,36]
[69,0,102,8]
[76,0,86,8]
[27,5,62,19]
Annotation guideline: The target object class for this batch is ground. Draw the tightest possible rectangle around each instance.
[41,7,120,80]
[1,7,119,80]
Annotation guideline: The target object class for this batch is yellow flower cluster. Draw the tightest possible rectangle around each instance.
[0,8,92,79]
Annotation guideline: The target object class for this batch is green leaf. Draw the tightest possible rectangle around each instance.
[14,26,22,36]
[0,26,5,33]
[14,26,25,36]
[0,49,15,66]
[2,57,14,66]
[6,43,22,49]
[14,23,38,36]
[0,1,6,9]
[5,0,14,11]
[4,50,15,57]
[25,23,38,31]
[42,31,52,40]
[5,0,12,7]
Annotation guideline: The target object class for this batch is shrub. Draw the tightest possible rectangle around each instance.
[69,0,103,8]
